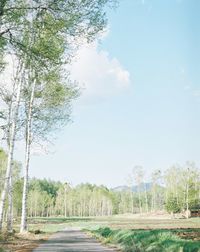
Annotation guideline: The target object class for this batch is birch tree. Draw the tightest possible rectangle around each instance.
[0,0,116,232]
[0,58,25,231]
[18,0,117,233]
[133,166,144,214]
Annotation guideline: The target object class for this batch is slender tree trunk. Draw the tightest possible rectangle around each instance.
[64,186,67,218]
[7,174,13,232]
[0,64,23,231]
[138,185,142,214]
[20,79,36,233]
[151,186,156,212]
[6,89,15,233]
[186,182,189,219]
[185,168,190,219]
[144,184,149,213]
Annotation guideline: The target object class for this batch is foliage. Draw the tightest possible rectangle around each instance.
[0,149,21,194]
[3,161,199,219]
[91,227,200,252]
[165,163,200,212]
[0,0,117,60]
[13,179,23,216]
[29,178,62,199]
[165,196,181,214]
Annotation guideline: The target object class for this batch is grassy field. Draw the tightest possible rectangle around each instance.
[0,215,200,251]
[90,227,200,252]
[27,214,200,230]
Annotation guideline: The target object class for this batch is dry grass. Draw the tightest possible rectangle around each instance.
[0,231,49,252]
[0,222,67,252]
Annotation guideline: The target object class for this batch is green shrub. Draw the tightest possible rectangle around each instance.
[165,196,181,214]
[97,227,112,237]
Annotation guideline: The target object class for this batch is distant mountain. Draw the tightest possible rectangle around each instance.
[112,185,130,192]
[112,183,152,192]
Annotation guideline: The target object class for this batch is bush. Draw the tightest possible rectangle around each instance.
[165,196,181,214]
[97,227,112,237]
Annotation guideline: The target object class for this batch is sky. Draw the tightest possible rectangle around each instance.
[14,0,200,187]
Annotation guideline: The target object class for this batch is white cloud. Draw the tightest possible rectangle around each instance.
[69,38,131,101]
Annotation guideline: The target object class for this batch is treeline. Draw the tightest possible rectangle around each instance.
[122,164,200,217]
[29,181,113,217]
[0,0,115,233]
[27,163,200,217]
[1,155,199,219]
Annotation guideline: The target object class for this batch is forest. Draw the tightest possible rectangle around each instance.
[1,148,199,219]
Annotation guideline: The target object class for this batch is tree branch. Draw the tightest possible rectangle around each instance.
[0,28,10,37]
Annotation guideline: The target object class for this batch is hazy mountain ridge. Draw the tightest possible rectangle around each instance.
[112,183,152,192]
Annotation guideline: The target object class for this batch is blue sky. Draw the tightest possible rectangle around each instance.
[16,0,200,187]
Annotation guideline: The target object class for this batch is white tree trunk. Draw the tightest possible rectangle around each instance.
[7,174,13,232]
[144,184,149,213]
[138,186,142,214]
[20,79,36,233]
[64,187,67,218]
[6,93,14,233]
[0,64,23,231]
[185,168,190,219]
[186,182,189,219]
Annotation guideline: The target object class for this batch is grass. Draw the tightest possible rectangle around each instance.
[0,215,200,251]
[28,215,200,230]
[90,227,200,252]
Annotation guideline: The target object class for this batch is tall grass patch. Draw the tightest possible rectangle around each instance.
[91,227,200,252]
